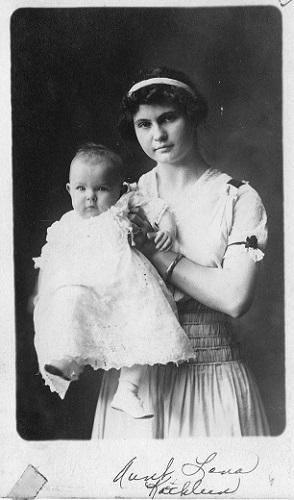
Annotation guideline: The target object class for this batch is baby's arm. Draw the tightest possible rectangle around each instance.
[127,190,177,252]
[152,229,173,252]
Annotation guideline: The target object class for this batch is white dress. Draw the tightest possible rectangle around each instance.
[92,167,270,438]
[33,192,194,398]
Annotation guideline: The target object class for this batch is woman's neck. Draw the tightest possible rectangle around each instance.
[156,151,210,198]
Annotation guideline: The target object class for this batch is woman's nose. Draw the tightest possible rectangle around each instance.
[153,123,167,142]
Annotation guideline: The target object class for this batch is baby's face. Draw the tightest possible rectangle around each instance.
[66,158,121,219]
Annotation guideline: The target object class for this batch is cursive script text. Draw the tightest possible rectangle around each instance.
[113,452,259,498]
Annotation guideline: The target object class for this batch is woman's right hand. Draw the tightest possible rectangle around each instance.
[128,207,158,258]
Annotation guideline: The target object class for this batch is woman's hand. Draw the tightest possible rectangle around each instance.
[128,207,158,257]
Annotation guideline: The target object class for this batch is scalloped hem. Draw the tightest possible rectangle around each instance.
[40,370,71,399]
[39,349,195,399]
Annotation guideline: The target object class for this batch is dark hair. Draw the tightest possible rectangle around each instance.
[118,67,208,143]
[70,142,125,183]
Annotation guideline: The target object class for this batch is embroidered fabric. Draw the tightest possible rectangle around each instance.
[93,298,270,438]
[125,184,177,237]
[33,194,193,398]
[92,169,270,439]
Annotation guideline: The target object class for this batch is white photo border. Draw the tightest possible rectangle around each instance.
[1,0,293,497]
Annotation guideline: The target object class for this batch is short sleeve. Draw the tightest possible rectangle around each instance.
[224,184,268,263]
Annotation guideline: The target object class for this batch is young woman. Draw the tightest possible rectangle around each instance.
[92,67,269,438]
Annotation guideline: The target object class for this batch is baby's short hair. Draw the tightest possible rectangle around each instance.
[71,142,124,182]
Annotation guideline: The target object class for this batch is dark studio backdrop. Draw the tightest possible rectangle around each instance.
[11,6,284,439]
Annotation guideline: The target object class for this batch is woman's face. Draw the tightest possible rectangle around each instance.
[133,103,195,166]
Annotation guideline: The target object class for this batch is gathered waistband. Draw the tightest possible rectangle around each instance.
[177,299,241,364]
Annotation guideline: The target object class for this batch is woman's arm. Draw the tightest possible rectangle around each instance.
[129,208,259,318]
[150,249,258,318]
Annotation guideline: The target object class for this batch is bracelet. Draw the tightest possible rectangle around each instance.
[164,253,183,283]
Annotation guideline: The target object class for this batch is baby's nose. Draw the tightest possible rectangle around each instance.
[87,191,97,201]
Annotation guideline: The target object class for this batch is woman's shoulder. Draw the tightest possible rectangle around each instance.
[206,168,264,202]
[227,176,265,209]
[137,166,265,208]
[219,171,267,237]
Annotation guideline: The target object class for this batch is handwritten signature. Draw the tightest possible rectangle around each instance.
[113,452,259,498]
[279,0,293,6]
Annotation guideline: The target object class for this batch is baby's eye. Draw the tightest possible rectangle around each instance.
[97,186,109,192]
[76,186,85,191]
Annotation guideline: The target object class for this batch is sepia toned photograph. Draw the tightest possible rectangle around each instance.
[12,4,284,441]
[1,0,293,497]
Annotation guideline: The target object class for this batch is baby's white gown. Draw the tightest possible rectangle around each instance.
[33,193,193,397]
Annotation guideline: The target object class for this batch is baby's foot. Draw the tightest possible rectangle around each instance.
[45,360,81,381]
[111,387,154,419]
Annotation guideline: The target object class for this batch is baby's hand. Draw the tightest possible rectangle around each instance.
[152,230,173,252]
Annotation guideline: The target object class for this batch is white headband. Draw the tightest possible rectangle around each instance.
[127,77,195,97]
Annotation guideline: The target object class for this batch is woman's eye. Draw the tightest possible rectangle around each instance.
[161,113,177,123]
[137,121,151,129]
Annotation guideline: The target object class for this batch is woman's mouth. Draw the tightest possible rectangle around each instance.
[155,145,173,152]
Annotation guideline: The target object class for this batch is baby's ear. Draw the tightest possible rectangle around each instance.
[120,182,129,195]
[66,183,71,194]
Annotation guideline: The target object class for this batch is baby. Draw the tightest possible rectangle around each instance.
[33,143,193,418]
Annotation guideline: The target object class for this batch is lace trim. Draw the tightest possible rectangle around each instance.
[38,344,196,398]
[33,256,42,269]
[227,236,265,262]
